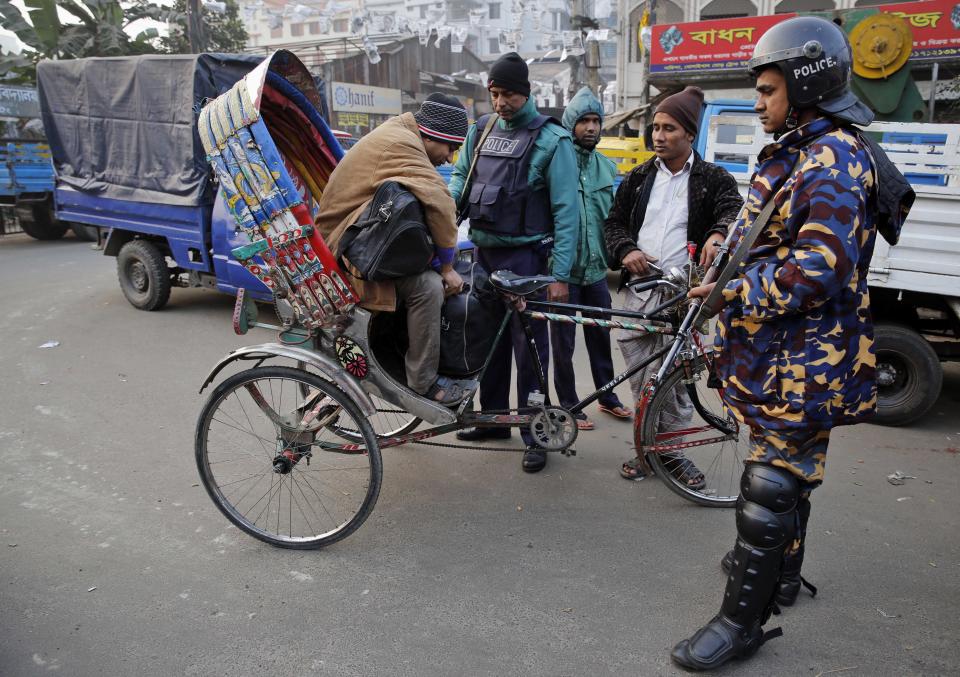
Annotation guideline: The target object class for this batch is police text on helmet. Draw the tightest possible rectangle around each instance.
[794,56,837,80]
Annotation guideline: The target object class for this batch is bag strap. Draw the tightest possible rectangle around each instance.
[693,155,801,326]
[335,182,396,257]
[456,114,499,224]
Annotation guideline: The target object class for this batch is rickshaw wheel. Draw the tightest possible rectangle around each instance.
[294,362,420,442]
[196,365,381,549]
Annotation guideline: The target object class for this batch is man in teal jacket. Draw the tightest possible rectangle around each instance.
[449,52,579,473]
[551,87,631,430]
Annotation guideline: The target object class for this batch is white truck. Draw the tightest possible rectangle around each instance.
[700,100,959,426]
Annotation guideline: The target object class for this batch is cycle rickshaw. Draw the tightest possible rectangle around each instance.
[194,52,748,549]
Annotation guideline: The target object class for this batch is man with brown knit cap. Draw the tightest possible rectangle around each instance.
[603,85,743,483]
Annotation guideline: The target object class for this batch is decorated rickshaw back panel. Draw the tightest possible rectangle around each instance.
[197,51,359,330]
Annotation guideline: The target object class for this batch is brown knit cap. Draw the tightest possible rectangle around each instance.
[655,86,705,136]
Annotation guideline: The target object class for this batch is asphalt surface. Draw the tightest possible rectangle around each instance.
[1,233,958,676]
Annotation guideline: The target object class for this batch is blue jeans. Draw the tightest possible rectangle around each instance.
[549,278,625,412]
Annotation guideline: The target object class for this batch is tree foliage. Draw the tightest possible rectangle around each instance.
[161,0,248,54]
[0,0,180,84]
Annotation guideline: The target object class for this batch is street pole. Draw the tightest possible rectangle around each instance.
[640,0,656,111]
[187,0,207,53]
[568,0,601,99]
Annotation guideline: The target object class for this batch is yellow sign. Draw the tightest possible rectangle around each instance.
[337,112,370,127]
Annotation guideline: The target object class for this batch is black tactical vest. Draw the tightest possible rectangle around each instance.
[466,113,554,236]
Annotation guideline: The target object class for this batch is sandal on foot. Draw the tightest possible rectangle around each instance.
[426,376,469,407]
[599,404,632,420]
[660,452,706,490]
[575,413,595,431]
[619,456,649,480]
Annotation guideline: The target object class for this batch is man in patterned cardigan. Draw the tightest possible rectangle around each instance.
[672,17,911,671]
[603,86,743,485]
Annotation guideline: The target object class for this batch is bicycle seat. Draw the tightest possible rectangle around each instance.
[489,270,556,297]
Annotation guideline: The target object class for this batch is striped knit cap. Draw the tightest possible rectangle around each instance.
[414,93,468,144]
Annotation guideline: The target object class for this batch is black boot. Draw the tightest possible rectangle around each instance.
[719,495,815,606]
[671,465,800,671]
[776,496,816,606]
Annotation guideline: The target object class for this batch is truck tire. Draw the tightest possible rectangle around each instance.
[117,240,172,311]
[16,204,69,240]
[71,223,100,242]
[873,323,942,426]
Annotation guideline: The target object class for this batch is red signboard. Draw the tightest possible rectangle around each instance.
[650,13,794,75]
[650,0,960,75]
[879,0,960,61]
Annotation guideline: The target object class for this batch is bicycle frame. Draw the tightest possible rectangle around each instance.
[323,276,733,452]
[230,272,737,458]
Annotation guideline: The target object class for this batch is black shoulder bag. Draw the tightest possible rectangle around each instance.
[336,181,435,281]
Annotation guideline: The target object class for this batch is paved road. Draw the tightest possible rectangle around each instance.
[1,234,958,676]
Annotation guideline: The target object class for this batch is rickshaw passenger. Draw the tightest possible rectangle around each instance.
[316,94,469,405]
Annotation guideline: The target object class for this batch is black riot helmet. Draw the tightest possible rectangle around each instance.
[748,16,873,127]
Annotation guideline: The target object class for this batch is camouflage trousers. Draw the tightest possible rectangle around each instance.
[747,427,830,557]
[747,427,832,488]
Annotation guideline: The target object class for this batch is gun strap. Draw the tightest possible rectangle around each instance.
[693,197,778,327]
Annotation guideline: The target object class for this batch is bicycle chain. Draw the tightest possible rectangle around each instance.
[369,409,576,454]
[404,439,576,456]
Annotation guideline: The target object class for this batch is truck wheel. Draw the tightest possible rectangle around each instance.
[117,240,172,311]
[873,323,942,426]
[16,204,69,240]
[71,223,100,242]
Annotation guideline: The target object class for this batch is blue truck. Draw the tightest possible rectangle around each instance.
[37,54,280,308]
[0,85,97,240]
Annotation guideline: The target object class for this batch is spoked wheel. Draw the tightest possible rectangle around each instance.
[294,362,420,442]
[639,355,747,507]
[330,402,420,443]
[196,365,381,549]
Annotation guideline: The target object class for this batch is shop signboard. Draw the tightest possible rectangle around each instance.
[330,82,402,115]
[650,0,960,75]
[880,0,960,61]
[0,86,40,119]
[650,14,793,75]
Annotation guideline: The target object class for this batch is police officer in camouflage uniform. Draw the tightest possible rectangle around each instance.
[671,17,912,670]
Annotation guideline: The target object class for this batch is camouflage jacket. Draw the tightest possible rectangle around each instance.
[714,117,878,431]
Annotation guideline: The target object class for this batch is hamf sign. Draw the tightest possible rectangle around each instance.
[331,82,402,115]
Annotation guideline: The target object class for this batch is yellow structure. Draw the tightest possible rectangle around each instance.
[597,137,655,175]
[849,13,913,80]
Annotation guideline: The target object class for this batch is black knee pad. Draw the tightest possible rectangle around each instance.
[740,464,800,513]
[735,465,801,550]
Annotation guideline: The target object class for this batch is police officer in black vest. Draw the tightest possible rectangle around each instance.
[449,53,580,473]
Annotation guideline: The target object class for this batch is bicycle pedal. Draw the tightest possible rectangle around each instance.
[560,447,577,457]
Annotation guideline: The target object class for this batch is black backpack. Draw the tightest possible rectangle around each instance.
[439,255,506,378]
[337,181,435,281]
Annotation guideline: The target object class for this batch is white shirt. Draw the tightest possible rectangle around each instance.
[635,151,693,275]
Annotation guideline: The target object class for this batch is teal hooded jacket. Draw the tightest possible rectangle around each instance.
[449,97,579,282]
[561,87,618,285]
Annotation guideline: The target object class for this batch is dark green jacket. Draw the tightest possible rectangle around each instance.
[449,97,580,282]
